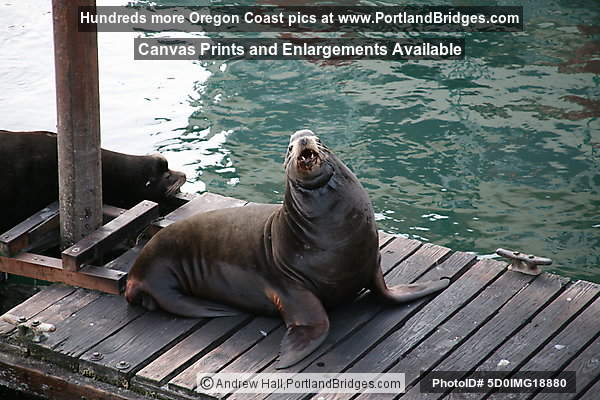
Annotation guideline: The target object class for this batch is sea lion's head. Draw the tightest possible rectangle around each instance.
[285,129,333,189]
[144,153,187,199]
[102,150,187,209]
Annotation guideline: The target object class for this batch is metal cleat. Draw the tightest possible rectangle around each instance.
[496,248,553,276]
[1,313,56,343]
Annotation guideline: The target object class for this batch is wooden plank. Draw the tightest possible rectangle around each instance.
[62,200,159,271]
[0,203,139,257]
[0,342,151,400]
[168,317,281,394]
[382,241,450,278]
[353,271,563,400]
[78,310,207,387]
[0,285,76,335]
[298,249,474,373]
[102,205,127,222]
[167,239,441,396]
[132,315,252,393]
[217,299,391,400]
[531,335,600,400]
[320,257,504,370]
[355,270,539,400]
[0,253,126,295]
[8,288,103,350]
[579,378,600,400]
[444,280,600,400]
[162,192,198,210]
[0,202,59,256]
[379,236,423,275]
[104,245,143,273]
[168,318,282,396]
[400,276,587,400]
[484,296,600,400]
[213,322,282,377]
[378,231,395,248]
[27,288,101,324]
[150,192,247,233]
[29,294,146,371]
[227,297,386,400]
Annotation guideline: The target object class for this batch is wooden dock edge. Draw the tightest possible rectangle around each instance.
[0,342,156,400]
[4,192,598,399]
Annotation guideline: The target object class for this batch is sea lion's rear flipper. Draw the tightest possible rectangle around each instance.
[272,288,330,369]
[155,292,241,318]
[371,267,450,303]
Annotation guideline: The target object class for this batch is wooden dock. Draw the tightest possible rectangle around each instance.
[1,192,599,400]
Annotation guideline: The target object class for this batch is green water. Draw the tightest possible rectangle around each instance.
[0,0,598,281]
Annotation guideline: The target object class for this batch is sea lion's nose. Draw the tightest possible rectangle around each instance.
[300,137,308,146]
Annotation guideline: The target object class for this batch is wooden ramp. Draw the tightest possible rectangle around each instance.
[1,193,599,400]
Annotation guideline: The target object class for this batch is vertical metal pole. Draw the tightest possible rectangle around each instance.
[52,0,103,251]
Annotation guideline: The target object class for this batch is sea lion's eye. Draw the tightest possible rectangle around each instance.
[288,145,293,152]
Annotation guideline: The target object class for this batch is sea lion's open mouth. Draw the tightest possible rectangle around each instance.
[286,130,333,188]
[297,148,319,170]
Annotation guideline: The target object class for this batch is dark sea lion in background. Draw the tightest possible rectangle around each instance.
[0,130,186,233]
[125,129,449,368]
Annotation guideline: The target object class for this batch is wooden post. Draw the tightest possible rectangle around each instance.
[52,0,102,251]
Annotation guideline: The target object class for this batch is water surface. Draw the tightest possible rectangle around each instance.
[1,0,598,280]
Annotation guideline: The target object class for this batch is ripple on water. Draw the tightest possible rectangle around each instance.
[0,0,599,281]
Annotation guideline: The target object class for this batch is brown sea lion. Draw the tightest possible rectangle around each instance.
[125,129,449,368]
[0,130,186,233]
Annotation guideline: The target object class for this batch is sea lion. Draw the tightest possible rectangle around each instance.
[0,130,186,233]
[125,129,449,368]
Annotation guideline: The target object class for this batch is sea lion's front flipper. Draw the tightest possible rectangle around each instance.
[271,288,330,369]
[371,267,450,303]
